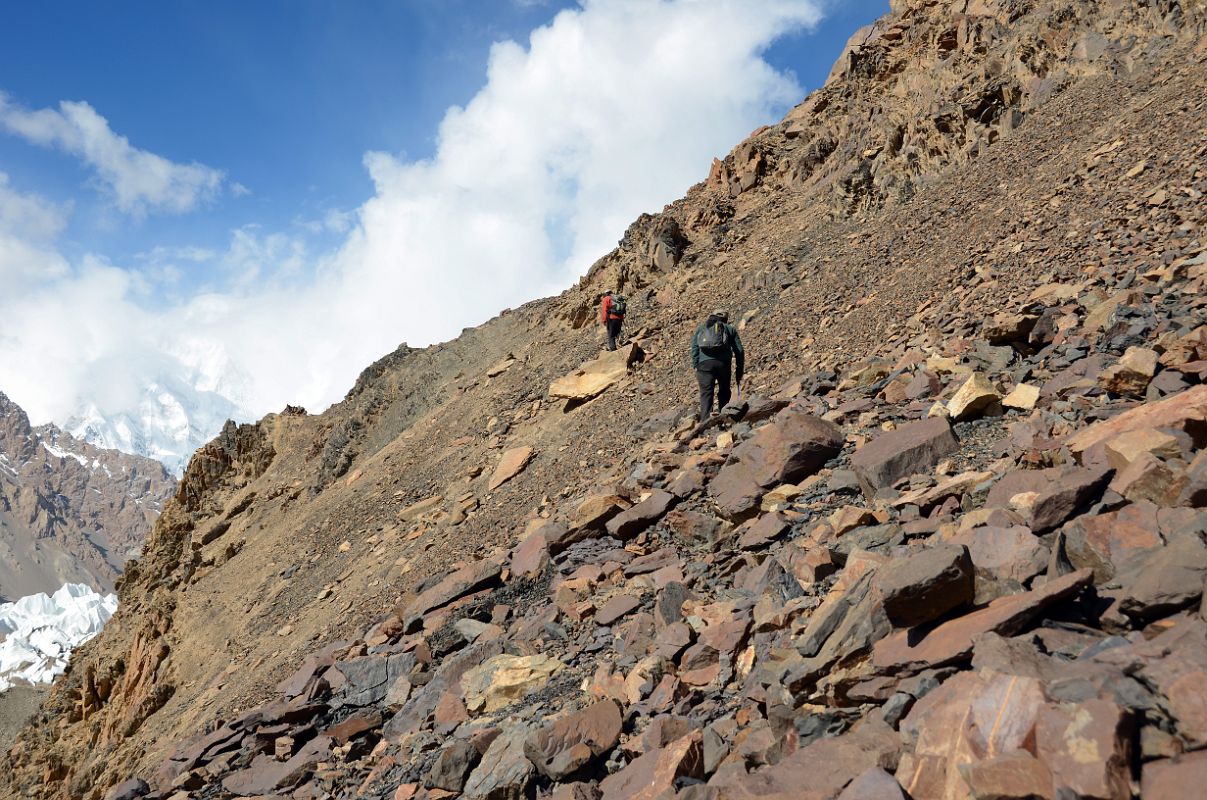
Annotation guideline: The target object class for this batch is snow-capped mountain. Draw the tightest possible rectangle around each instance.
[0,583,117,692]
[64,376,242,476]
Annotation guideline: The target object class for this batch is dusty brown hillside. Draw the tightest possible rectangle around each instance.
[4,0,1207,798]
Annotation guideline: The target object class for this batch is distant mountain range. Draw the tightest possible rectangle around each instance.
[63,375,242,477]
[0,390,177,601]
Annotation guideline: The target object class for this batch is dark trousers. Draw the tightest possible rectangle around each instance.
[606,318,623,350]
[696,360,731,417]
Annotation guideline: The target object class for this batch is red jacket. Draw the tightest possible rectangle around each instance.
[601,295,623,323]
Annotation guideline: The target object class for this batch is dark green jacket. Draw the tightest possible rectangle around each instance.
[691,316,744,381]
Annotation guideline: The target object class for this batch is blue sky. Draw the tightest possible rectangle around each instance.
[0,0,885,282]
[0,0,887,441]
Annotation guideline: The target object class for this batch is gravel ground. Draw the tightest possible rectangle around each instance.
[0,687,46,752]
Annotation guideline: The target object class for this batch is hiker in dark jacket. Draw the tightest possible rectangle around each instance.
[691,309,744,418]
[601,290,626,351]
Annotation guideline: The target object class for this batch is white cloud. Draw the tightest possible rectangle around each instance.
[0,94,226,217]
[0,173,72,291]
[0,0,821,448]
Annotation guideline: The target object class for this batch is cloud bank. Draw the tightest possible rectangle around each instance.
[0,94,226,217]
[0,0,821,441]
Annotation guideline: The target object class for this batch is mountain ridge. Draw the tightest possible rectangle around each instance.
[4,0,1206,798]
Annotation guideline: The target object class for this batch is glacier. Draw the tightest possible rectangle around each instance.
[0,584,117,693]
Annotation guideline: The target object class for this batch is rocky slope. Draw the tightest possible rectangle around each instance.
[0,391,176,600]
[5,1,1207,798]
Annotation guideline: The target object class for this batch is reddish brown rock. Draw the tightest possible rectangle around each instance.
[463,722,537,800]
[1061,503,1162,583]
[985,469,1059,509]
[509,533,550,578]
[877,544,974,628]
[572,494,632,531]
[850,417,959,497]
[524,700,623,781]
[549,343,644,403]
[958,750,1053,800]
[426,740,481,793]
[489,446,535,491]
[710,408,843,519]
[1142,751,1207,800]
[712,720,900,800]
[404,558,503,632]
[830,505,878,535]
[1109,452,1186,506]
[1112,535,1207,622]
[595,594,641,626]
[1103,427,1184,470]
[737,512,789,550]
[1067,385,1207,460]
[606,490,676,539]
[898,672,1045,800]
[956,525,1049,604]
[872,569,1093,673]
[665,511,723,545]
[836,767,907,800]
[1029,466,1112,533]
[600,731,703,800]
[221,735,331,796]
[1180,450,1207,507]
[1036,698,1133,800]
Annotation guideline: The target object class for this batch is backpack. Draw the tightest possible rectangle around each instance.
[610,295,627,317]
[696,320,730,357]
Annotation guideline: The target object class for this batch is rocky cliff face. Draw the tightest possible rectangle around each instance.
[0,392,177,601]
[5,1,1207,798]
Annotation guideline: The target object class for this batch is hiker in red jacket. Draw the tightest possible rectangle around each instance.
[600,290,626,351]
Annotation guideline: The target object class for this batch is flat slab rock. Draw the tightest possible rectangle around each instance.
[404,558,503,631]
[872,569,1093,673]
[549,343,644,402]
[850,417,958,497]
[489,446,535,491]
[1068,384,1207,461]
[605,490,676,540]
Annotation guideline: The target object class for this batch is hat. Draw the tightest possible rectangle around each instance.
[712,309,729,321]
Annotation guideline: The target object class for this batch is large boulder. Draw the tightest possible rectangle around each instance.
[524,700,623,780]
[877,544,974,628]
[850,417,959,497]
[462,654,562,714]
[550,343,645,404]
[710,408,843,519]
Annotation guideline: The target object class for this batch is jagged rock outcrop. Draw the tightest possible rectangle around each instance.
[4,1,1207,799]
[0,391,176,600]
